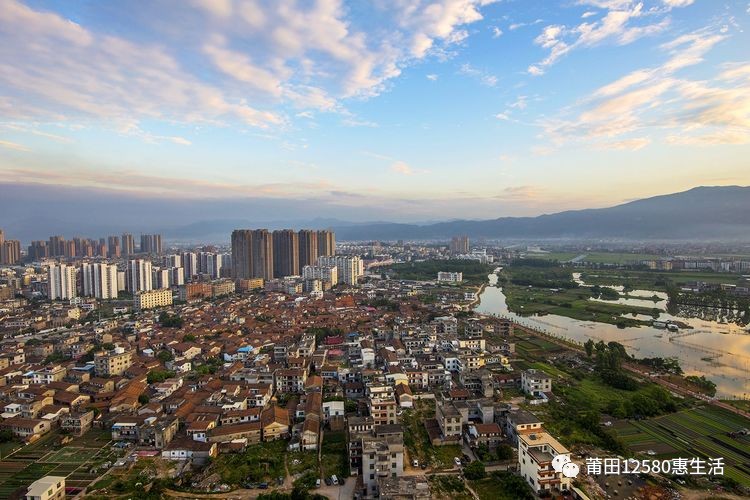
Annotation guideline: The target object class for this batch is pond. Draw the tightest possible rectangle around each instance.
[476,272,750,399]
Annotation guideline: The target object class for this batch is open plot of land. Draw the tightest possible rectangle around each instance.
[0,429,117,498]
[579,253,665,265]
[320,430,350,479]
[614,406,750,486]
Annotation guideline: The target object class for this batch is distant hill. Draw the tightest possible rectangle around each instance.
[332,186,750,241]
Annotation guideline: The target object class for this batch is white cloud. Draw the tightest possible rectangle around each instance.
[494,112,510,120]
[426,73,439,80]
[529,1,681,74]
[491,26,503,38]
[596,137,651,150]
[0,0,497,138]
[581,11,597,18]
[460,63,498,86]
[0,139,30,152]
[539,28,748,148]
[390,160,415,175]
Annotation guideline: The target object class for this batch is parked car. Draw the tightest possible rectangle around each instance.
[316,479,321,488]
[454,457,462,467]
[412,459,419,467]
[420,462,427,470]
[325,477,333,486]
[331,475,339,485]
[258,482,268,489]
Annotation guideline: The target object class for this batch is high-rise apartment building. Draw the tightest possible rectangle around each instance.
[450,235,470,254]
[298,230,319,269]
[181,252,198,281]
[82,263,118,299]
[318,255,362,285]
[48,263,77,300]
[251,229,273,280]
[127,259,153,293]
[121,233,134,256]
[1,240,21,265]
[140,234,163,254]
[28,241,48,261]
[302,264,338,285]
[153,268,171,289]
[273,229,299,278]
[317,230,335,257]
[107,236,121,258]
[231,230,253,280]
[48,236,65,257]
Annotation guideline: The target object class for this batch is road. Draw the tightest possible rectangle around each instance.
[513,324,750,420]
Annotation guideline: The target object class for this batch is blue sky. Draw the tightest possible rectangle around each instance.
[0,0,749,222]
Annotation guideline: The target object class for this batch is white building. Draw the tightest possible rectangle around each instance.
[153,268,171,289]
[302,264,338,286]
[181,252,198,281]
[317,255,363,285]
[521,369,552,395]
[48,263,77,300]
[24,475,65,500]
[82,262,118,299]
[127,259,152,293]
[518,430,572,494]
[437,271,463,283]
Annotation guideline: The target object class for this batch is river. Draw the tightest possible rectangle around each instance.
[476,272,750,399]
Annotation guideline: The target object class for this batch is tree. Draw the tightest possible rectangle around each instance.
[157,350,173,362]
[584,339,594,358]
[495,444,514,461]
[138,393,150,404]
[0,429,14,443]
[463,460,486,480]
[183,333,196,342]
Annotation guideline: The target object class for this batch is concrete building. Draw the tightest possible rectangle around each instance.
[518,430,572,494]
[127,259,153,293]
[450,235,469,254]
[121,233,134,256]
[272,229,299,278]
[298,230,318,269]
[318,255,362,285]
[1,239,21,265]
[316,229,335,257]
[302,264,338,287]
[521,369,552,395]
[134,288,173,310]
[361,434,404,498]
[47,263,77,300]
[251,229,274,280]
[140,234,163,254]
[437,271,463,283]
[231,229,253,280]
[94,347,132,376]
[24,476,65,500]
[82,263,118,299]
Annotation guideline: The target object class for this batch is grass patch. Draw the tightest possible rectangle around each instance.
[209,440,287,485]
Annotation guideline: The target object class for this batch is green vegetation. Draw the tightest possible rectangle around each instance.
[388,259,493,284]
[522,252,579,262]
[578,252,664,264]
[470,471,535,500]
[500,263,659,326]
[463,460,486,479]
[210,440,287,485]
[613,405,750,486]
[159,311,184,328]
[402,400,463,469]
[147,369,176,383]
[157,349,174,362]
[684,375,717,397]
[428,475,471,500]
[320,431,349,478]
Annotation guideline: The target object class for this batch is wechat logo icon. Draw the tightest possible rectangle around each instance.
[552,454,580,478]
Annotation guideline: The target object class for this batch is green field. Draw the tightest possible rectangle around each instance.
[523,252,580,262]
[208,439,287,485]
[0,429,117,498]
[320,430,349,478]
[580,269,744,291]
[613,406,750,486]
[388,260,493,284]
[579,252,665,264]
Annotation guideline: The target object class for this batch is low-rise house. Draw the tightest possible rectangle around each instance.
[60,411,94,436]
[23,475,65,500]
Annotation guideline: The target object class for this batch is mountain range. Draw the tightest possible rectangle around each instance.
[331,186,750,241]
[1,185,748,242]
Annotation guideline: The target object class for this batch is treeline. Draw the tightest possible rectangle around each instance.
[389,259,492,282]
[503,263,578,289]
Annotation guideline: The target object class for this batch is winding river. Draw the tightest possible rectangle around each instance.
[476,272,750,399]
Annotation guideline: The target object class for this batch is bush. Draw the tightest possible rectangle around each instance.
[464,460,486,480]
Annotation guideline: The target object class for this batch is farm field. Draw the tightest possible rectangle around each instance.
[613,405,750,486]
[0,429,117,498]
[522,252,580,262]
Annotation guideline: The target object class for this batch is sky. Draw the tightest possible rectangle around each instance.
[0,0,749,225]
